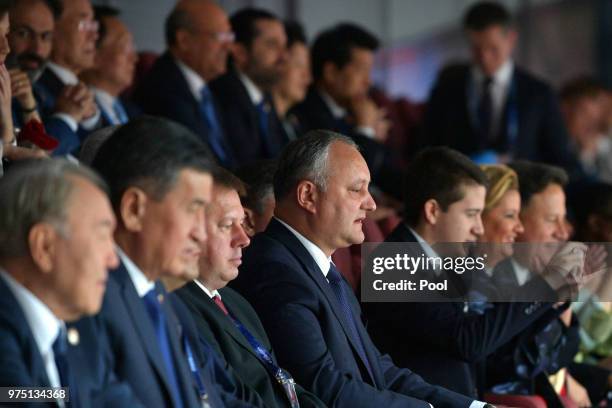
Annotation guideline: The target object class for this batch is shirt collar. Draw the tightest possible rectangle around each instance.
[472,60,514,87]
[46,62,79,86]
[319,90,346,119]
[510,258,532,286]
[116,247,156,298]
[275,217,332,277]
[238,71,264,105]
[175,58,206,102]
[0,268,63,358]
[408,226,440,259]
[193,279,220,299]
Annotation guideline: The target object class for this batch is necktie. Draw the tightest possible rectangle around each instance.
[142,288,185,408]
[478,76,494,145]
[256,100,274,156]
[112,99,129,124]
[53,327,75,406]
[326,264,375,382]
[213,295,229,315]
[200,86,229,165]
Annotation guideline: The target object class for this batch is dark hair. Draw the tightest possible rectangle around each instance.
[0,0,13,16]
[311,22,379,82]
[560,76,605,103]
[568,181,612,240]
[10,0,61,19]
[94,5,120,48]
[284,20,306,48]
[403,147,488,227]
[91,116,214,210]
[508,160,568,207]
[230,7,278,49]
[235,160,277,214]
[165,6,193,47]
[212,167,246,197]
[274,129,357,202]
[463,1,512,31]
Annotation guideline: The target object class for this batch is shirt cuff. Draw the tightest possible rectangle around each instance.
[356,125,376,139]
[469,400,487,408]
[52,113,78,132]
[80,108,100,130]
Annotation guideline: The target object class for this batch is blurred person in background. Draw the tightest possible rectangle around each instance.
[235,159,277,237]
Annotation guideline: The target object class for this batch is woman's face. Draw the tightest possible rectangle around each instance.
[481,189,524,256]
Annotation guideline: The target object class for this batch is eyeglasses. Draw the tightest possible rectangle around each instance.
[78,19,99,33]
[9,27,53,43]
[194,30,235,44]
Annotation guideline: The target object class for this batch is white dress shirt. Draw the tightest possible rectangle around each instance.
[238,72,264,106]
[175,58,206,103]
[116,247,155,298]
[193,279,220,299]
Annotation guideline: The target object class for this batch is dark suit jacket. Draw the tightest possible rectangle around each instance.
[291,88,402,198]
[177,282,326,408]
[99,261,261,408]
[133,52,235,168]
[97,96,140,127]
[34,68,99,156]
[209,68,287,165]
[362,223,562,397]
[0,273,143,407]
[423,63,581,175]
[231,218,474,408]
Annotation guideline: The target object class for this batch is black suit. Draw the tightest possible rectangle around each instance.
[209,68,287,165]
[134,52,236,168]
[362,224,563,397]
[177,282,326,408]
[232,218,474,408]
[423,63,581,175]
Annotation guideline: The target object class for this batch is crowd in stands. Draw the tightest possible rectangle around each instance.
[2,0,612,407]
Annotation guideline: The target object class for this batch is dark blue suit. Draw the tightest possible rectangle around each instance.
[0,273,143,407]
[232,218,474,408]
[99,261,262,407]
[133,52,236,168]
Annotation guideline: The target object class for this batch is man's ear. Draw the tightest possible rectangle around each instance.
[119,187,148,232]
[230,43,248,70]
[28,223,60,274]
[296,181,318,214]
[322,62,338,85]
[173,29,191,53]
[243,207,257,237]
[423,199,440,226]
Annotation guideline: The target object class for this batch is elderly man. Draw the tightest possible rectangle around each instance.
[0,159,141,406]
[135,0,236,167]
[91,116,265,407]
[176,168,326,407]
[232,130,477,407]
[36,0,100,155]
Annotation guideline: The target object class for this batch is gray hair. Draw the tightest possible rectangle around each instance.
[273,129,357,202]
[0,159,109,258]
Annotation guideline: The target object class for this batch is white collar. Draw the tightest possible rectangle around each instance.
[193,279,220,299]
[238,71,263,105]
[472,60,514,87]
[46,62,79,86]
[275,217,332,278]
[510,258,532,286]
[0,269,63,359]
[408,226,443,276]
[319,90,346,119]
[92,87,115,105]
[175,58,206,102]
[116,247,156,298]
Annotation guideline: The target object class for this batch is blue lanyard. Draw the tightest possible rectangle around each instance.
[182,336,208,400]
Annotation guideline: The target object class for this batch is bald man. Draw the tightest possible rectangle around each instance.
[134,0,237,168]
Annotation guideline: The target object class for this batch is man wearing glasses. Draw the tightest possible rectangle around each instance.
[135,0,238,169]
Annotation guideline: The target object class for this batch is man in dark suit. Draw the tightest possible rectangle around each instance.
[362,147,564,397]
[232,130,480,407]
[176,168,325,407]
[423,2,580,175]
[209,8,288,165]
[91,116,263,407]
[292,23,402,197]
[81,6,139,126]
[34,0,102,156]
[134,0,236,168]
[0,159,142,406]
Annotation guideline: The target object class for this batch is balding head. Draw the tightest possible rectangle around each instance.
[166,0,233,81]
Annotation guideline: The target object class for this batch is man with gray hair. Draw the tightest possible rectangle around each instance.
[0,159,142,406]
[232,129,476,407]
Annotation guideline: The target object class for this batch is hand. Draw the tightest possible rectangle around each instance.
[8,68,36,111]
[54,82,95,123]
[3,144,48,161]
[566,373,592,408]
[0,64,14,143]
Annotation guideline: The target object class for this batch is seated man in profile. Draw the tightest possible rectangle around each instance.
[0,159,141,406]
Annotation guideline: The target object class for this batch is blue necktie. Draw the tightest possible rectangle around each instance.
[478,76,494,145]
[142,288,185,408]
[112,99,129,124]
[326,264,375,382]
[53,327,76,406]
[199,86,229,165]
[256,99,274,156]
